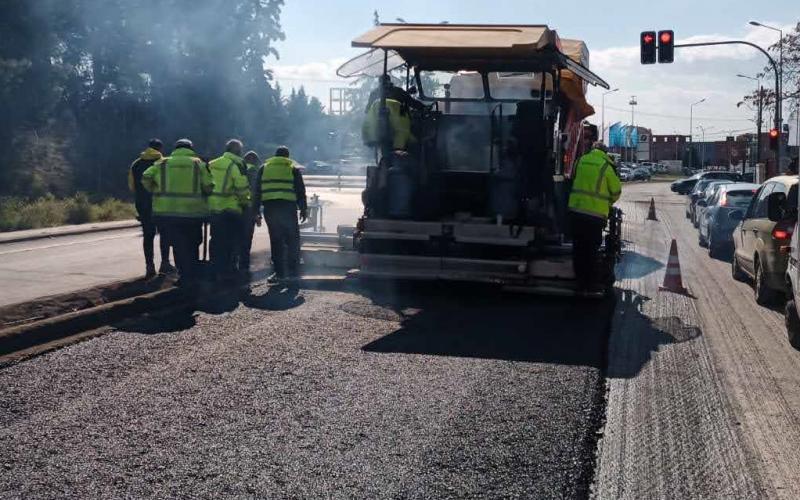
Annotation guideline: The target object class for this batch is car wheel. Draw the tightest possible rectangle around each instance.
[755,259,779,305]
[732,254,746,282]
[698,230,707,247]
[787,300,800,349]
[708,234,717,258]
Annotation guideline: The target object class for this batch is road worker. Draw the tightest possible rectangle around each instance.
[258,146,307,284]
[128,138,174,278]
[142,138,214,287]
[568,141,622,292]
[208,139,250,282]
[239,150,262,273]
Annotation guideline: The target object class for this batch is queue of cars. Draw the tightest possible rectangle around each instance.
[675,171,800,347]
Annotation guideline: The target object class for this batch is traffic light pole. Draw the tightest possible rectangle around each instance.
[674,40,781,169]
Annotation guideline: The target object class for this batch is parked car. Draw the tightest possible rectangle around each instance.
[672,173,702,194]
[732,175,799,305]
[693,181,734,228]
[631,166,651,181]
[686,179,717,221]
[697,183,760,257]
[618,167,632,182]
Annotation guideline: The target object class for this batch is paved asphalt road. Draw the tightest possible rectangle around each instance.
[3,182,800,498]
[0,187,363,307]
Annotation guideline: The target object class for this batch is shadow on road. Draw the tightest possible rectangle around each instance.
[359,282,613,367]
[243,285,305,311]
[117,304,198,334]
[607,288,702,379]
[616,251,664,280]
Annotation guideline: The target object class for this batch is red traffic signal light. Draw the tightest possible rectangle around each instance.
[658,30,674,63]
[769,128,780,150]
[641,31,657,64]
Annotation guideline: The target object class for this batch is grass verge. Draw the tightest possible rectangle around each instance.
[0,193,136,232]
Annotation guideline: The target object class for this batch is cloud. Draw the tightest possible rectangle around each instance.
[271,58,349,84]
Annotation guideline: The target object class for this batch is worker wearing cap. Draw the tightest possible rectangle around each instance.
[142,138,214,287]
[258,146,307,284]
[208,139,250,281]
[568,141,622,292]
[239,150,262,272]
[128,138,174,278]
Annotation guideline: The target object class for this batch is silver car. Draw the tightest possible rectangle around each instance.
[697,183,760,257]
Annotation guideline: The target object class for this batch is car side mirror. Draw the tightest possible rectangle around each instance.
[729,210,745,222]
[767,192,788,222]
[697,199,708,207]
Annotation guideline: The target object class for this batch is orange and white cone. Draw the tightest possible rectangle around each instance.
[660,239,688,294]
[647,197,658,221]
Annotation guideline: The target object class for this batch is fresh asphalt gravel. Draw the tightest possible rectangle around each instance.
[0,280,612,499]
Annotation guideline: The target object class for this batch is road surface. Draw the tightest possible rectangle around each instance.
[3,182,800,498]
[0,186,363,307]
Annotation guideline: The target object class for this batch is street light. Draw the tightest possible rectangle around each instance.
[696,125,714,168]
[737,73,765,169]
[629,95,638,162]
[689,98,706,170]
[601,88,619,144]
[750,21,784,152]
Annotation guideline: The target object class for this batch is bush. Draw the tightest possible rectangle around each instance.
[0,194,135,232]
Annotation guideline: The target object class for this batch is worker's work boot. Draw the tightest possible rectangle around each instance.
[266,272,282,285]
[159,262,176,275]
[145,263,157,279]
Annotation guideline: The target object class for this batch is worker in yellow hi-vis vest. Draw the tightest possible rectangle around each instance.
[142,138,214,287]
[568,142,622,292]
[258,146,307,284]
[207,139,250,282]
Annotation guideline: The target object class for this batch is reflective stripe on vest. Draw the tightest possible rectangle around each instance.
[156,159,200,198]
[151,155,208,217]
[261,158,297,202]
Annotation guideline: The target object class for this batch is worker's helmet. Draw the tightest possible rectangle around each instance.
[244,150,260,164]
[275,146,290,158]
[175,138,194,149]
[148,138,163,151]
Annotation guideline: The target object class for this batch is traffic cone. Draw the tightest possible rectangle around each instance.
[660,239,688,294]
[647,197,658,221]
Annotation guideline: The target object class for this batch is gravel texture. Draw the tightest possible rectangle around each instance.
[0,281,611,499]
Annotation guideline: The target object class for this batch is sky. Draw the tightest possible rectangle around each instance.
[270,1,800,140]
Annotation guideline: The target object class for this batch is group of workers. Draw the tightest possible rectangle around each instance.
[128,138,307,288]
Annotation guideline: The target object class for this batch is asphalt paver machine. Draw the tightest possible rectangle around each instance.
[337,24,619,295]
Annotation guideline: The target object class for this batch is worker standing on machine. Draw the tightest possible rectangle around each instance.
[568,142,622,293]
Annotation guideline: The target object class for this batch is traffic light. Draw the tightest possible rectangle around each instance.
[658,30,674,63]
[769,128,780,151]
[641,31,657,64]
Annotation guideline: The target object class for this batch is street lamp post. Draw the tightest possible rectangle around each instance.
[737,73,763,171]
[629,95,637,163]
[601,88,619,145]
[689,98,706,170]
[750,20,784,166]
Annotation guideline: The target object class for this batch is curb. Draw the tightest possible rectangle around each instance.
[0,220,140,245]
[0,287,186,359]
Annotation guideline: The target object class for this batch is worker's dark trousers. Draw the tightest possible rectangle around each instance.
[263,200,300,278]
[210,211,243,279]
[141,215,170,269]
[569,212,607,289]
[160,219,202,285]
[239,214,256,270]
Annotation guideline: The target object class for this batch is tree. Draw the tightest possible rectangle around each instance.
[743,22,800,125]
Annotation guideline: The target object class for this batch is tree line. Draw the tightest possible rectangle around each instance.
[0,0,344,200]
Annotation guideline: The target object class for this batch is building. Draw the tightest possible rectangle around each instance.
[650,134,689,162]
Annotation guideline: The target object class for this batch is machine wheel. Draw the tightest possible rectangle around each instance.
[754,259,779,305]
[731,254,746,282]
